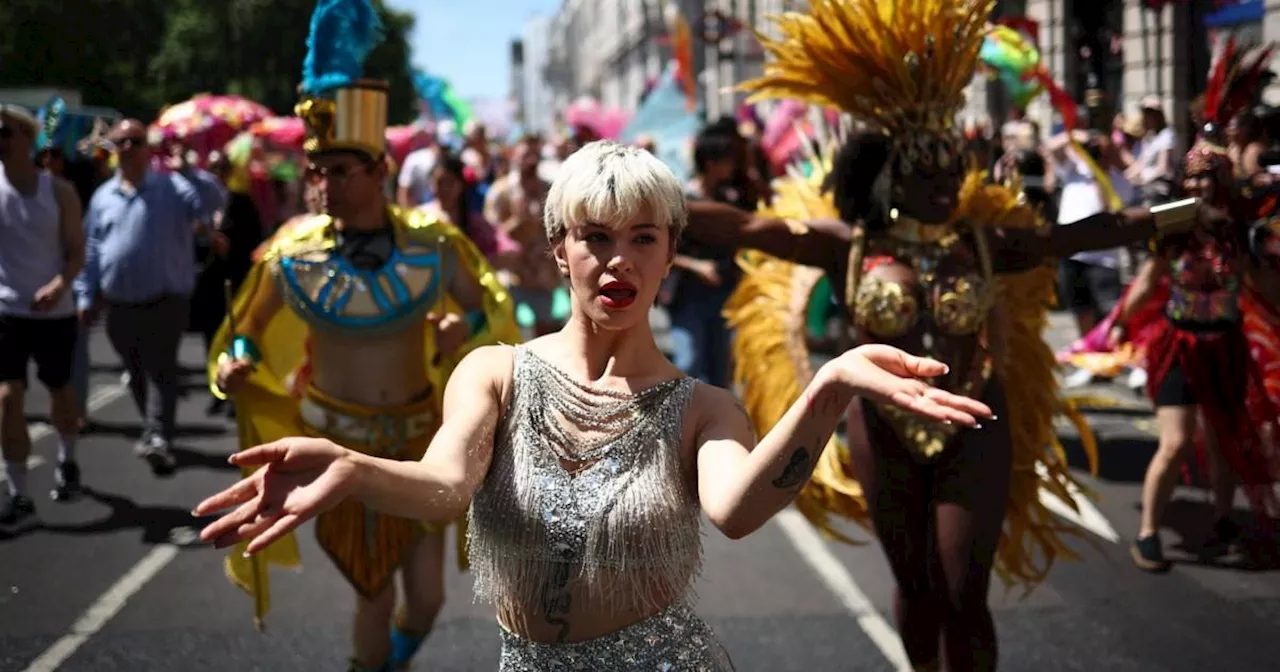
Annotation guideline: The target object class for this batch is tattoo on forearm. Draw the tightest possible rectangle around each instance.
[771,447,812,491]
[540,560,574,642]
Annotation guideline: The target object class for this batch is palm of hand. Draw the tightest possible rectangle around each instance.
[835,344,992,426]
[196,439,353,553]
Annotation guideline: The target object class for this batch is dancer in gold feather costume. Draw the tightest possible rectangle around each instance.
[682,1,1230,669]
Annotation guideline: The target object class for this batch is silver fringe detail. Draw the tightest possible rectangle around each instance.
[497,601,735,671]
[467,346,703,618]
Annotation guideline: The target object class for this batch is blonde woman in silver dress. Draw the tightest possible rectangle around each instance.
[195,141,993,671]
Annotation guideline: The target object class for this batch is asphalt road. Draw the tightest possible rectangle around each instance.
[2,314,1278,672]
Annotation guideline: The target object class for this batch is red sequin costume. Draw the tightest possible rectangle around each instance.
[1133,37,1280,517]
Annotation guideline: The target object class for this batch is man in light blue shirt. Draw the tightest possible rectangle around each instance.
[75,119,209,473]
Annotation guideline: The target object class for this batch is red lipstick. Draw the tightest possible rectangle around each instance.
[599,280,638,309]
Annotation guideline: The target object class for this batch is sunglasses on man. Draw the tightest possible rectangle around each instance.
[113,136,148,152]
[304,161,375,185]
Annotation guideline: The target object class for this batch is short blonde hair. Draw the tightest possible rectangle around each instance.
[544,140,687,243]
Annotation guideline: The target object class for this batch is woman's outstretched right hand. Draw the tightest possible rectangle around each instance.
[195,437,357,555]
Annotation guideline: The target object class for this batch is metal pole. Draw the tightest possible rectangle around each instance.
[1154,4,1164,99]
[1140,1,1154,95]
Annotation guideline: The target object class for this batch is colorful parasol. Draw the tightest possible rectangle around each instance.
[565,97,631,141]
[153,94,273,158]
[249,116,306,148]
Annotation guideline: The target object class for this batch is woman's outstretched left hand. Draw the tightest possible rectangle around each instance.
[830,344,994,427]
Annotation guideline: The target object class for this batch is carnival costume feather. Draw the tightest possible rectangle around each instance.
[979,24,1122,211]
[302,0,383,95]
[34,96,66,153]
[728,0,1099,589]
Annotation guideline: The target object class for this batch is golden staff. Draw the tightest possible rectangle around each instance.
[223,278,268,632]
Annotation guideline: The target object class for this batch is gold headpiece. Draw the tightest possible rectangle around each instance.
[742,0,994,174]
[295,79,388,159]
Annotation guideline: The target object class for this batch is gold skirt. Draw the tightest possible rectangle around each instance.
[300,384,463,599]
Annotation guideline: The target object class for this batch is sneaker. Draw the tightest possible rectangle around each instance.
[141,438,177,476]
[1125,367,1148,392]
[51,461,82,501]
[1131,534,1171,572]
[0,494,36,525]
[1064,368,1097,388]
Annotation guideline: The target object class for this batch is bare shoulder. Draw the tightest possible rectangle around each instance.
[453,344,516,392]
[688,382,754,443]
[51,176,79,205]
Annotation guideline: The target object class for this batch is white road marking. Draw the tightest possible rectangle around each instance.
[2,384,129,485]
[21,544,180,672]
[1036,464,1121,544]
[774,508,914,671]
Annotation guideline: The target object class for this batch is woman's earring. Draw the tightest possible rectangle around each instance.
[889,207,900,223]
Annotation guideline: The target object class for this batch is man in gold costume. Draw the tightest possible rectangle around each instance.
[682,1,1223,669]
[208,2,518,670]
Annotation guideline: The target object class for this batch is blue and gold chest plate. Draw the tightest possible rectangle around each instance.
[274,235,444,337]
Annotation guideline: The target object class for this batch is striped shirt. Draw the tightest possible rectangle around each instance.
[75,171,206,309]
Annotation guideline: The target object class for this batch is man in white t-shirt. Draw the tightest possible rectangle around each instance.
[0,105,85,521]
[395,134,439,208]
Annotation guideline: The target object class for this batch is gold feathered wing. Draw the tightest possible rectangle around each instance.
[725,164,873,543]
[725,168,1101,590]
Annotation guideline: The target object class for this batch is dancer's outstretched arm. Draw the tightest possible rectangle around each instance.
[694,344,994,540]
[196,345,511,555]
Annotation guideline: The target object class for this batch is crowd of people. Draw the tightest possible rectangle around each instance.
[3,0,1280,670]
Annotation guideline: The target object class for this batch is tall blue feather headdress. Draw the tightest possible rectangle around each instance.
[301,0,385,95]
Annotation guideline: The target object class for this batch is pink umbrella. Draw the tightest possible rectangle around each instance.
[249,116,306,149]
[565,97,631,141]
[153,93,273,158]
[386,124,433,166]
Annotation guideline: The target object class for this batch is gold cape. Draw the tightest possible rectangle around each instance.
[724,168,1099,591]
[207,206,520,628]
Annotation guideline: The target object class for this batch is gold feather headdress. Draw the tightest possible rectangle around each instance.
[742,0,994,175]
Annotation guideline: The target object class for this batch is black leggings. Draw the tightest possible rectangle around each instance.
[845,378,1012,671]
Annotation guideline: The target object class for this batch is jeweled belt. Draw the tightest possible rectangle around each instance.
[299,398,436,457]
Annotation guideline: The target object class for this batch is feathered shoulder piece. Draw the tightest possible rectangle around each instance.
[1201,35,1275,140]
[740,0,992,141]
[1187,35,1274,178]
[302,0,384,95]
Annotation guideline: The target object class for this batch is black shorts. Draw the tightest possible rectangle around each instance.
[0,314,78,389]
[1153,362,1197,407]
[1058,259,1122,314]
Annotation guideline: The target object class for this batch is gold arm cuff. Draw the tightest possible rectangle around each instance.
[1150,197,1199,235]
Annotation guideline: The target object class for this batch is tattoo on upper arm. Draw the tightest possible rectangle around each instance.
[771,447,812,491]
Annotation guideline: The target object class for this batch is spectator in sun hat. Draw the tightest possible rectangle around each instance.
[1125,95,1179,205]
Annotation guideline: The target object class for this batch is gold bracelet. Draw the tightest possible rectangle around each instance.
[1150,197,1199,235]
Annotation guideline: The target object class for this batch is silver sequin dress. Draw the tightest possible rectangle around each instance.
[467,346,736,671]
